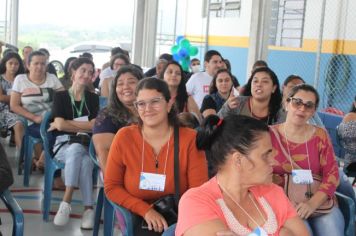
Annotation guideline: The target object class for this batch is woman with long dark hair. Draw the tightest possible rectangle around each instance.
[219,67,282,125]
[0,52,25,150]
[105,78,208,235]
[93,65,143,171]
[160,61,201,122]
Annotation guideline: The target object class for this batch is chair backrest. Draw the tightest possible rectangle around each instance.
[317,111,344,157]
[99,96,108,109]
[335,192,355,236]
[89,139,100,168]
[40,111,53,157]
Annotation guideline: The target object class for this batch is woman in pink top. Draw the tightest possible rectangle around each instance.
[270,84,344,236]
[176,115,308,236]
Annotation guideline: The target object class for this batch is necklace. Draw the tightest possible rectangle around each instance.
[141,128,171,173]
[250,98,270,124]
[217,179,266,230]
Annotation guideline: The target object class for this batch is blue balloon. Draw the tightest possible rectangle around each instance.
[176,35,185,45]
[173,53,181,62]
[178,48,188,59]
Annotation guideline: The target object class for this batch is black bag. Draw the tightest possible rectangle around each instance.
[139,125,180,233]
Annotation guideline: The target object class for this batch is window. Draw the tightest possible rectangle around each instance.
[269,0,306,48]
[203,0,241,18]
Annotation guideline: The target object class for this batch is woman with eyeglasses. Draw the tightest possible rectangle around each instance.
[218,67,282,125]
[105,78,208,235]
[270,84,344,235]
[276,75,323,126]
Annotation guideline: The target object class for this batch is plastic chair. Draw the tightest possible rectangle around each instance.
[99,96,108,109]
[0,189,24,236]
[335,192,355,236]
[317,111,344,157]
[20,118,42,186]
[105,199,134,236]
[39,111,65,221]
[88,140,103,236]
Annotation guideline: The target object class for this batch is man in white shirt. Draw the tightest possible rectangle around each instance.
[186,50,223,108]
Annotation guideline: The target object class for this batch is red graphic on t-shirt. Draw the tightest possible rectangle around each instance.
[203,85,209,93]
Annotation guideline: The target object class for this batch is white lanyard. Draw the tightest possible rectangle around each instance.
[283,124,311,171]
[217,179,266,231]
[140,128,171,174]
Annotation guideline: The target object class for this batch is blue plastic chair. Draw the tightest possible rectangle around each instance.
[336,192,355,236]
[88,140,103,236]
[20,118,42,186]
[105,199,134,236]
[99,96,108,109]
[0,189,24,236]
[317,111,344,157]
[39,111,65,221]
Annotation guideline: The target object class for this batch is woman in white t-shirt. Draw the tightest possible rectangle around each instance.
[10,50,64,169]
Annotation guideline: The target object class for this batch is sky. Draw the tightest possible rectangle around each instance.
[18,0,134,29]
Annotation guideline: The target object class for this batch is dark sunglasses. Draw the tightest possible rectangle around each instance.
[287,97,316,111]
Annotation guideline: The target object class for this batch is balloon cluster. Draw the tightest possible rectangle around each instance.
[171,36,198,71]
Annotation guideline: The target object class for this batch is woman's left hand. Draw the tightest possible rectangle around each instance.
[296,201,316,219]
[47,122,57,131]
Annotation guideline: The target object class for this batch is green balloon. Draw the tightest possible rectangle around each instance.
[171,45,179,54]
[189,46,198,56]
[180,39,190,48]
[181,59,190,72]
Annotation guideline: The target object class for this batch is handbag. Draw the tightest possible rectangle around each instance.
[270,126,335,217]
[284,174,335,217]
[139,125,180,231]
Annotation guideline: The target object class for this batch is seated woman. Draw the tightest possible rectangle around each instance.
[100,53,130,97]
[59,57,77,90]
[160,61,201,122]
[93,65,143,172]
[0,52,25,152]
[10,50,64,169]
[48,57,99,229]
[338,96,356,169]
[104,78,208,235]
[176,115,308,236]
[270,84,344,235]
[218,67,282,125]
[276,75,323,126]
[200,68,234,118]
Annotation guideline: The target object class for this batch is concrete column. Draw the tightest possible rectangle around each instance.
[132,0,159,67]
[246,0,272,79]
[9,0,18,46]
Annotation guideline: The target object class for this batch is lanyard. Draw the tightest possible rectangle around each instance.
[68,89,86,117]
[217,179,267,232]
[283,124,311,171]
[141,128,171,174]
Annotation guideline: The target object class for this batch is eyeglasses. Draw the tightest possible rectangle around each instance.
[134,97,165,111]
[288,97,316,111]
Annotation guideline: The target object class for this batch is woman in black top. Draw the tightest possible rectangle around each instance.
[48,57,99,229]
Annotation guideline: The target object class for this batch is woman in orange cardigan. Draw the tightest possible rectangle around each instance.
[105,77,208,235]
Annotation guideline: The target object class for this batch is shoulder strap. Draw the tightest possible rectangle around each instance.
[270,125,303,170]
[174,125,180,206]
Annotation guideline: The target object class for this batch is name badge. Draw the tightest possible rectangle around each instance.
[291,169,313,184]
[139,172,166,192]
[74,116,89,121]
[249,226,268,236]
